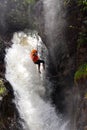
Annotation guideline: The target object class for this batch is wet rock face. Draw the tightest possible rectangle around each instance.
[0,0,39,35]
[77,97,87,130]
[0,81,23,130]
[77,44,87,67]
[0,43,6,78]
[0,36,12,78]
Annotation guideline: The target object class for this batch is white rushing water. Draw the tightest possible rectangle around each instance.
[43,0,66,45]
[5,32,68,130]
[43,0,67,69]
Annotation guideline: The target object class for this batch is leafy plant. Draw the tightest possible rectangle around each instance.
[74,63,87,82]
[0,79,7,96]
[78,0,87,11]
[78,0,87,6]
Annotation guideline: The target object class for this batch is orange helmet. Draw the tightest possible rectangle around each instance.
[31,49,37,54]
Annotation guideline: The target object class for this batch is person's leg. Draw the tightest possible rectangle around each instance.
[38,63,41,73]
[35,60,45,73]
[39,60,45,70]
[35,61,41,73]
[43,61,45,70]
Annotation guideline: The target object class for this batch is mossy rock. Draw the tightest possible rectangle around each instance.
[0,79,7,96]
[74,63,87,82]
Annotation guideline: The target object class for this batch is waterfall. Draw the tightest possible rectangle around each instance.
[43,0,67,67]
[5,32,68,130]
[43,0,66,45]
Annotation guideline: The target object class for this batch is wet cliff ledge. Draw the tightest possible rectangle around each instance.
[0,0,38,34]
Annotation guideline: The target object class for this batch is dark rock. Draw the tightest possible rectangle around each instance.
[77,97,87,130]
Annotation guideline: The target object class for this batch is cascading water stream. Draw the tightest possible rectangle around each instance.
[43,0,67,69]
[43,0,66,47]
[5,32,68,130]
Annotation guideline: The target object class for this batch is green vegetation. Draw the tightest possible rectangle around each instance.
[0,79,7,96]
[77,31,87,48]
[77,0,87,48]
[78,0,87,11]
[74,63,87,82]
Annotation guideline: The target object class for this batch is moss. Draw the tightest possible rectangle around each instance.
[74,63,87,82]
[0,79,7,96]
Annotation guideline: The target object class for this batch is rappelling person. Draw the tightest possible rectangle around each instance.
[30,49,45,73]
